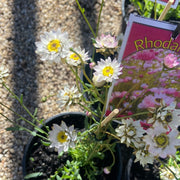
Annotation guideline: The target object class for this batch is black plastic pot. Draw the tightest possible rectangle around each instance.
[124,155,160,180]
[22,112,123,180]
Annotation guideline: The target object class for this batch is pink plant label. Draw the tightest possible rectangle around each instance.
[120,14,180,60]
[107,14,180,115]
[150,0,179,8]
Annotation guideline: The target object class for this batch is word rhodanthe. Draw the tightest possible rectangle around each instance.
[134,37,180,52]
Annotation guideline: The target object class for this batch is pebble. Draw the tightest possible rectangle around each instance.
[0,0,122,179]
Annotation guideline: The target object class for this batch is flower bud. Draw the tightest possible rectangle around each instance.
[89,62,96,69]
[86,111,92,117]
[103,167,111,174]
[92,75,105,87]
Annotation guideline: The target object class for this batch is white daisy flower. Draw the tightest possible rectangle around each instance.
[0,66,9,82]
[57,85,81,108]
[156,101,180,128]
[93,57,122,83]
[134,149,154,167]
[48,121,77,154]
[115,118,145,148]
[144,121,180,159]
[35,28,71,62]
[66,46,90,66]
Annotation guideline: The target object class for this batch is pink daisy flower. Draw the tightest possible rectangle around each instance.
[164,54,179,68]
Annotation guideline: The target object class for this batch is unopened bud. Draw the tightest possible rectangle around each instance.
[89,62,96,69]
[92,75,105,87]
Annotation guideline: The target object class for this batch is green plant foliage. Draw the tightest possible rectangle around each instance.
[24,172,43,179]
[129,0,180,20]
[50,160,82,180]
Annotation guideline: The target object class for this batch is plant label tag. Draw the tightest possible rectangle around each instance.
[120,14,180,61]
[106,14,180,117]
[150,0,179,9]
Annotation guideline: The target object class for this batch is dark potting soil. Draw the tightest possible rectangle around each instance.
[25,138,66,180]
[24,137,122,180]
[25,139,161,180]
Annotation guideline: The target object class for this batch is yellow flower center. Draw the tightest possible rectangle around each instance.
[47,39,61,52]
[64,92,69,96]
[102,66,114,76]
[57,131,68,143]
[64,92,73,99]
[154,133,169,148]
[70,53,80,61]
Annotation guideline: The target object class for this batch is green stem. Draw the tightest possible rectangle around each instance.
[95,0,104,36]
[0,102,48,136]
[78,102,99,119]
[68,49,104,104]
[115,111,149,120]
[82,68,104,104]
[100,84,109,121]
[0,113,32,134]
[2,83,38,123]
[105,144,116,169]
[67,62,102,104]
[0,112,49,141]
[75,0,96,37]
[36,133,49,141]
[106,131,121,141]
[85,143,99,163]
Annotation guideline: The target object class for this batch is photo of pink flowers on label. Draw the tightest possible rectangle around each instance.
[109,48,180,116]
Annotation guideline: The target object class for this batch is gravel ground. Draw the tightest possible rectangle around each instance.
[0,0,122,179]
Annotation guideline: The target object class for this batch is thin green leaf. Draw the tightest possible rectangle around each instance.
[39,119,45,124]
[20,94,23,104]
[6,126,25,131]
[16,117,24,121]
[35,127,46,134]
[137,1,143,12]
[41,140,50,146]
[33,108,38,117]
[56,175,61,180]
[84,83,93,88]
[24,172,43,179]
